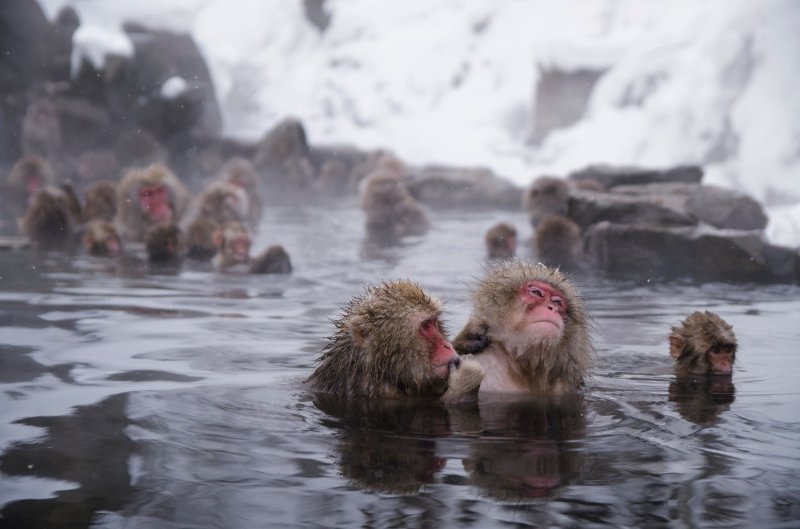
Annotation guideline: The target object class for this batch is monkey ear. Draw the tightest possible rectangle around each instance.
[345,315,369,347]
[668,335,684,359]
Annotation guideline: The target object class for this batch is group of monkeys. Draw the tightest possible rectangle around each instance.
[306,259,739,402]
[8,148,738,402]
[9,154,292,273]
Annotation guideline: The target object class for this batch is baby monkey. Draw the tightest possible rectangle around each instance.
[669,311,737,376]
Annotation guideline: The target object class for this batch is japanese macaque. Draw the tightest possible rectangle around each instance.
[115,164,190,242]
[249,245,292,275]
[485,222,517,259]
[212,221,252,271]
[523,176,569,228]
[6,155,56,205]
[306,281,484,401]
[358,170,429,241]
[533,215,584,272]
[21,97,62,160]
[219,157,263,227]
[20,185,81,248]
[144,222,186,265]
[82,219,121,257]
[453,261,593,395]
[82,180,117,222]
[196,181,250,225]
[668,311,737,376]
[185,217,220,261]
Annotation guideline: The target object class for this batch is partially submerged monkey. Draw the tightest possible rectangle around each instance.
[307,280,483,402]
[453,260,593,395]
[669,311,737,376]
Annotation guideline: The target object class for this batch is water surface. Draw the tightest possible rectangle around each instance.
[1,203,799,528]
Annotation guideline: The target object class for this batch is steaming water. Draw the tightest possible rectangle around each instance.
[1,202,799,528]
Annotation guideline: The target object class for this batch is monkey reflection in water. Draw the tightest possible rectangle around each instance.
[313,393,586,499]
[668,311,738,425]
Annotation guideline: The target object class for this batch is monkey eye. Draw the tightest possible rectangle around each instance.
[552,297,564,307]
[528,287,544,297]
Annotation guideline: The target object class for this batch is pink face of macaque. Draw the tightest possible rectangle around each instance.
[419,317,459,379]
[520,281,568,341]
[138,185,172,222]
[26,173,43,195]
[707,344,735,375]
[229,235,251,264]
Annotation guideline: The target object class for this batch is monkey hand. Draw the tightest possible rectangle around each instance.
[441,355,484,403]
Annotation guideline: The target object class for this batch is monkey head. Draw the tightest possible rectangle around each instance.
[308,281,464,399]
[669,311,737,376]
[471,261,589,359]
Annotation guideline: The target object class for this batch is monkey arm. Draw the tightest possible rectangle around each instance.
[441,355,484,403]
[452,318,491,355]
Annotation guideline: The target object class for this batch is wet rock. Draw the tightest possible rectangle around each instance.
[569,164,703,189]
[584,222,798,283]
[253,117,316,190]
[407,165,522,209]
[613,182,768,231]
[567,188,697,229]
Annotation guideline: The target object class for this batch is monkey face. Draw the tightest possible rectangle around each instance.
[139,184,172,222]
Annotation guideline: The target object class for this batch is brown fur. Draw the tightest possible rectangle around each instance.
[534,214,583,271]
[359,170,429,240]
[219,157,263,227]
[6,155,56,203]
[20,185,80,247]
[197,181,250,225]
[485,222,517,259]
[211,222,252,271]
[82,180,117,222]
[453,260,593,394]
[669,311,737,376]
[523,176,569,228]
[307,281,455,399]
[144,222,186,265]
[115,164,189,242]
[186,217,220,261]
[249,245,292,274]
[83,219,121,257]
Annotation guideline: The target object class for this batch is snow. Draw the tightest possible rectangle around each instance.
[37,0,800,246]
[161,76,189,99]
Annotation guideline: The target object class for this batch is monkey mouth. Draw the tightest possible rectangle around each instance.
[435,357,461,379]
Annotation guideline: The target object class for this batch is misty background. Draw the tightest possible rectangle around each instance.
[34,0,800,245]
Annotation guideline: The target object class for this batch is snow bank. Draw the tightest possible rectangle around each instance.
[37,0,800,245]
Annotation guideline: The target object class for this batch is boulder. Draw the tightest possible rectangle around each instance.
[613,182,768,231]
[407,165,522,209]
[569,164,703,189]
[567,189,697,229]
[584,222,798,283]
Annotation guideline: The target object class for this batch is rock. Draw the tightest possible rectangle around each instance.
[253,117,316,190]
[613,182,768,231]
[569,164,703,189]
[567,189,697,229]
[584,222,797,283]
[407,165,522,209]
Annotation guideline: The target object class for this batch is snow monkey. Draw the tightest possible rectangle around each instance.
[485,222,517,260]
[453,260,593,395]
[115,164,189,242]
[307,280,484,402]
[669,311,737,376]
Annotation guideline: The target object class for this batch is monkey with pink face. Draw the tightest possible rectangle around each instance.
[114,164,190,242]
[454,260,593,395]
